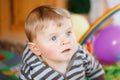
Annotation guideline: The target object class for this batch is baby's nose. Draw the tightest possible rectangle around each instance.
[61,38,70,45]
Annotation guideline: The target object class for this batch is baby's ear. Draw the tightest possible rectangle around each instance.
[28,42,41,55]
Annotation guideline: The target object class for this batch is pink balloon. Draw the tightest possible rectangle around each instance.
[93,25,120,64]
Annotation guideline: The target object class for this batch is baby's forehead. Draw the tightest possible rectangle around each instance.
[35,17,72,38]
[55,17,72,26]
[39,19,72,31]
[42,17,72,29]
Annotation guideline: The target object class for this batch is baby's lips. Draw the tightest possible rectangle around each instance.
[62,48,71,53]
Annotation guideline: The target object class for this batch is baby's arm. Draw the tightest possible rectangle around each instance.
[81,46,106,80]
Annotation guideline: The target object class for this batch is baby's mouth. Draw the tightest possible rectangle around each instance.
[62,48,71,53]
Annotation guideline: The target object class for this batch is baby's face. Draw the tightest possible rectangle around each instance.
[35,19,78,63]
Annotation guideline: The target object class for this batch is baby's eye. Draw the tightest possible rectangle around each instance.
[66,31,71,36]
[50,36,57,41]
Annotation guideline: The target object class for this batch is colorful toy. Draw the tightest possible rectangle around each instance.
[93,25,120,64]
[0,50,22,80]
[103,63,120,80]
[79,4,120,44]
[0,54,5,61]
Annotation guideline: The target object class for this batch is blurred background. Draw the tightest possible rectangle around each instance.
[0,0,120,80]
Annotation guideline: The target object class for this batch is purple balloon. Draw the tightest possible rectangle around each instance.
[93,25,120,64]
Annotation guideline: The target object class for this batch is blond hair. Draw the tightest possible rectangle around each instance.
[25,5,71,42]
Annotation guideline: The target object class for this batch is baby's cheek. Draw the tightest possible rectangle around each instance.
[45,47,57,57]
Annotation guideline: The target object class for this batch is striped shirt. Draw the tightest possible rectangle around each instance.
[19,45,105,80]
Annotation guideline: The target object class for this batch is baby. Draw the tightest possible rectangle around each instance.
[19,5,106,80]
